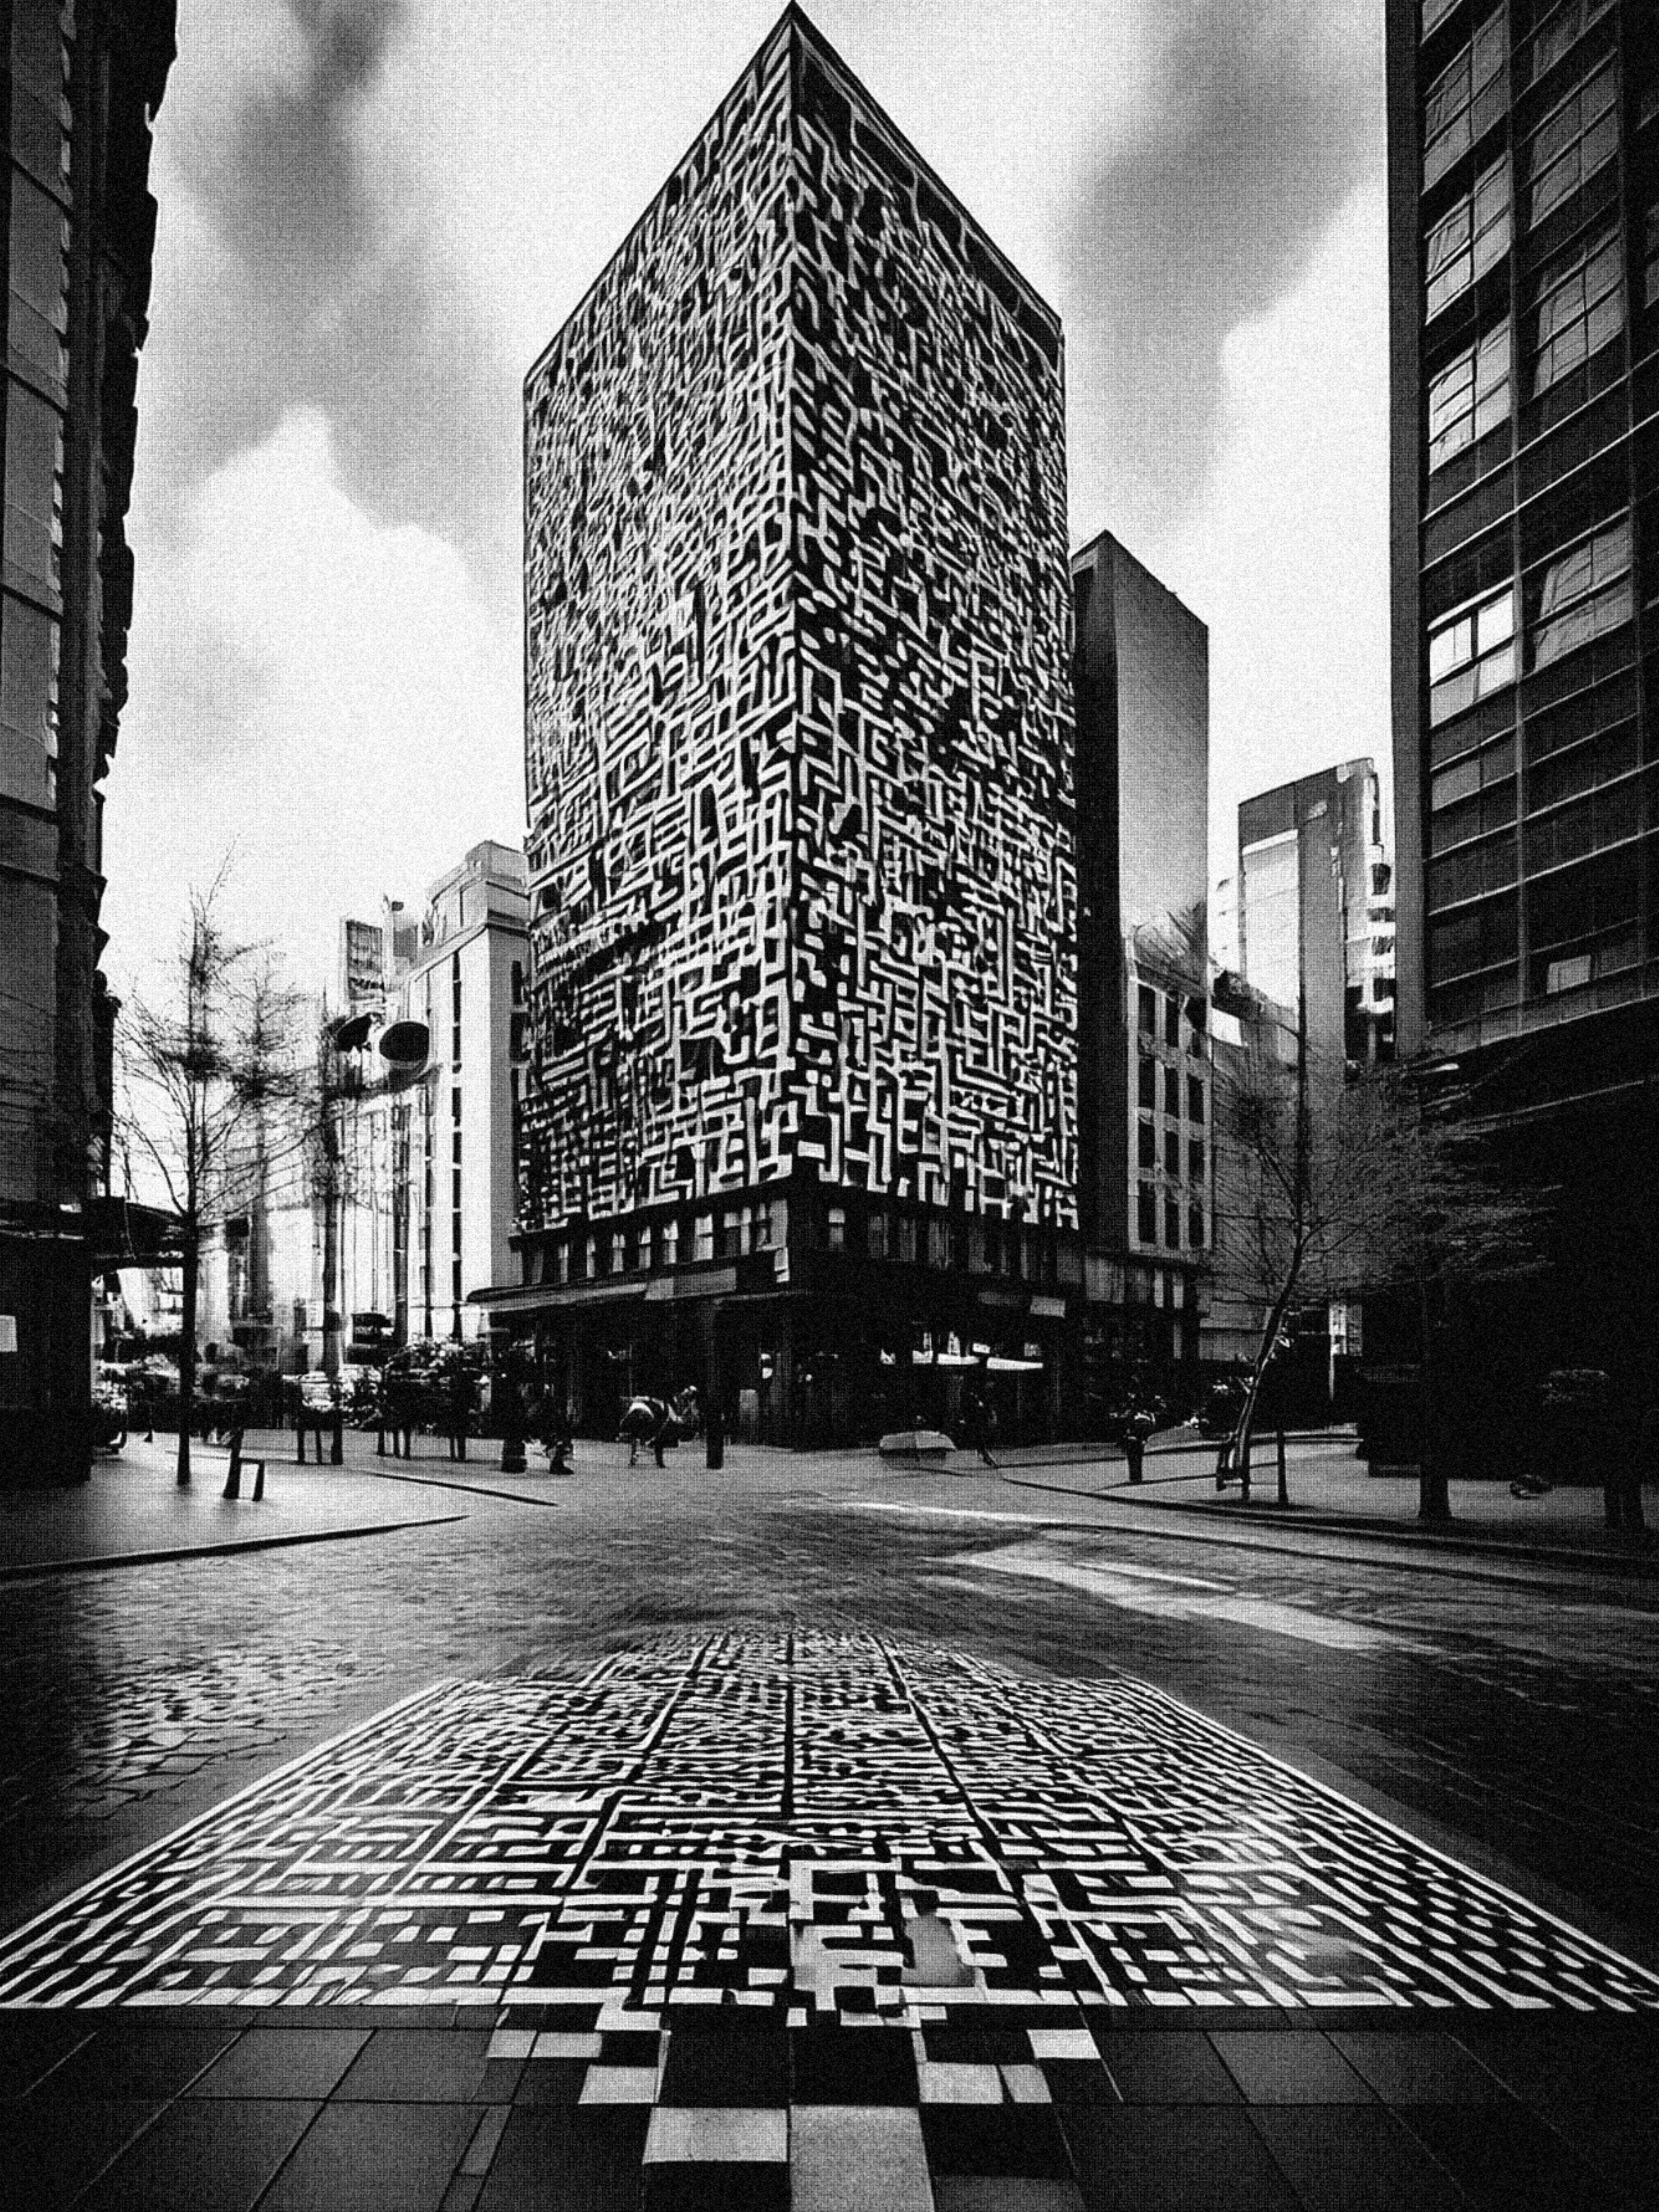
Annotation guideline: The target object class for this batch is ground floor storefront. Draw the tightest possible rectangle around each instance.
[476,1246,1201,1450]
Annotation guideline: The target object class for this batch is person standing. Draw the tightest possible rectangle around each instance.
[967,1386,998,1468]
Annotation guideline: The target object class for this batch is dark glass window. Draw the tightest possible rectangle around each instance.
[1189,1138,1206,1182]
[1526,223,1622,396]
[1525,517,1632,669]
[1427,320,1511,474]
[7,176,66,378]
[1164,1198,1182,1250]
[1422,10,1507,190]
[1137,985,1157,1035]
[1187,1076,1205,1125]
[1428,892,1518,983]
[1428,585,1515,725]
[1521,55,1617,230]
[1188,1205,1206,1251]
[1163,996,1180,1047]
[1163,1126,1181,1174]
[1163,1067,1180,1119]
[1424,157,1510,320]
[1138,1055,1157,1108]
[3,382,60,587]
[1137,1186,1157,1245]
[1138,1118,1157,1170]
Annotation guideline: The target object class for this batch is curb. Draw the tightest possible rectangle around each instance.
[996,1474,1659,1576]
[0,1513,469,1583]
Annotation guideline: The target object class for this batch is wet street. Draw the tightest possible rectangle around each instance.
[3,1443,1658,2207]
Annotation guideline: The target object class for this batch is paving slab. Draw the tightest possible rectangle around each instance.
[0,1629,1656,2205]
[0,1436,462,1575]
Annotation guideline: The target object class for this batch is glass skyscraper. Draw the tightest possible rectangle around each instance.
[1390,0,1659,1060]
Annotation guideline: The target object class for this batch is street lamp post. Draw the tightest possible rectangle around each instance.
[497,1333,528,1475]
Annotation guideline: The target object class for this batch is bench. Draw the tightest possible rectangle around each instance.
[877,1429,956,1470]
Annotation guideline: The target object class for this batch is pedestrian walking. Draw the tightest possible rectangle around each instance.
[966,1386,998,1468]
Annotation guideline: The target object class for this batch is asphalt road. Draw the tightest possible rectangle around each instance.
[4,1441,1656,1970]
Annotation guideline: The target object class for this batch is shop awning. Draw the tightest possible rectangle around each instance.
[467,1279,649,1317]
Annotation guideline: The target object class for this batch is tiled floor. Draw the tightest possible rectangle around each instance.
[3,1632,1657,2206]
[3,2007,1657,2209]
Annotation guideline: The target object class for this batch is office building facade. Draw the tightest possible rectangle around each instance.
[1071,530,1211,1390]
[1389,0,1659,1403]
[0,0,175,1482]
[1239,760,1396,1082]
[509,8,1079,1443]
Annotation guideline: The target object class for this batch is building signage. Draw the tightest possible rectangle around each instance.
[1029,1294,1067,1319]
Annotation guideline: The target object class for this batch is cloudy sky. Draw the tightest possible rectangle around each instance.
[102,0,1389,999]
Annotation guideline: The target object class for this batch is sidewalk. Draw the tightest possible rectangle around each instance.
[979,1429,1658,1567]
[0,1436,466,1577]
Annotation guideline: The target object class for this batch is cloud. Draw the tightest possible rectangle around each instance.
[1158,181,1392,884]
[105,410,522,998]
[1062,0,1382,551]
[138,0,516,580]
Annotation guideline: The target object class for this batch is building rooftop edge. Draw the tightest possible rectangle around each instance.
[1237,759,1380,820]
[523,1,1061,394]
[1069,527,1208,636]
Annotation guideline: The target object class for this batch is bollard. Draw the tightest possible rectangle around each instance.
[331,1407,344,1465]
[222,1427,244,1500]
[706,1402,725,1471]
[1276,1426,1288,1507]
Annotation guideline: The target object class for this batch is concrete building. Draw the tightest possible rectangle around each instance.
[397,842,530,1348]
[0,1,176,1482]
[1238,760,1396,1087]
[503,7,1078,1445]
[194,844,529,1381]
[1202,969,1301,1370]
[1070,530,1211,1398]
[1387,0,1659,1406]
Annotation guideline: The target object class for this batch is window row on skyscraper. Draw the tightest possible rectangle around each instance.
[1417,0,1659,537]
[1427,510,1634,725]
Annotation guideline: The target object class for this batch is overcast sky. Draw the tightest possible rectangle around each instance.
[102,0,1389,1001]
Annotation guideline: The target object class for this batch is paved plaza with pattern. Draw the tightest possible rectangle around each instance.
[6,1605,1659,2207]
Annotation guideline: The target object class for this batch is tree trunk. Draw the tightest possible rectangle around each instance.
[1229,1242,1305,1496]
[177,1238,197,1488]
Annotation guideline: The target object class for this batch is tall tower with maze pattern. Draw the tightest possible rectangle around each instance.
[514,7,1075,1437]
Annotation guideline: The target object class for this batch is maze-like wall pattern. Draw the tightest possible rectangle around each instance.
[521,13,1077,1234]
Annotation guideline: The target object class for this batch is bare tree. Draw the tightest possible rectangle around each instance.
[117,886,308,1486]
[1210,1040,1541,1524]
